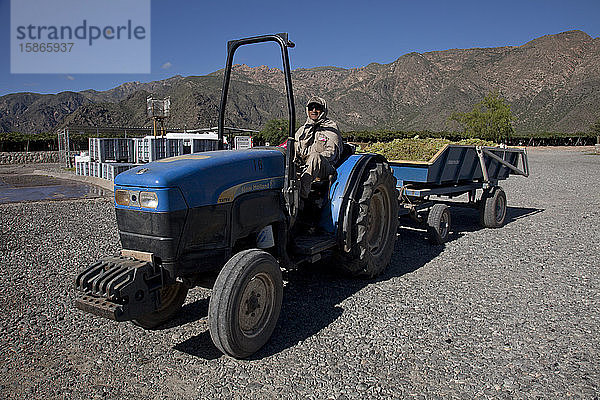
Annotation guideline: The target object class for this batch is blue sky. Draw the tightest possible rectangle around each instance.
[1,0,599,96]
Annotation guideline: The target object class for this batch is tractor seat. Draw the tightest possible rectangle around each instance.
[334,142,356,168]
[307,142,355,202]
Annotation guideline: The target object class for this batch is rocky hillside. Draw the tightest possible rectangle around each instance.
[1,30,599,135]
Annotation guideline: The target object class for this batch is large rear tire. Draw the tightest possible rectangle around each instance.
[338,161,399,278]
[209,249,283,358]
[133,282,188,329]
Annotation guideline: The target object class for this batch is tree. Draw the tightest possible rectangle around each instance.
[256,118,295,146]
[450,90,514,143]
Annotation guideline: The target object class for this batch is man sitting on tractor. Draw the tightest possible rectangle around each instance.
[294,96,344,202]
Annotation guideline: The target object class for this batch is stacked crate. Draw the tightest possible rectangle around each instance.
[115,138,133,162]
[134,137,185,162]
[192,138,219,152]
[167,138,184,158]
[75,161,89,176]
[101,163,135,181]
[89,138,135,163]
[75,160,134,181]
[133,138,147,163]
[88,161,100,178]
[78,134,221,182]
[88,138,100,162]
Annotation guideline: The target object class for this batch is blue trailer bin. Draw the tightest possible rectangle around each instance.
[389,145,528,197]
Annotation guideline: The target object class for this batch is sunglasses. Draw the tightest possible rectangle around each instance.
[307,103,323,111]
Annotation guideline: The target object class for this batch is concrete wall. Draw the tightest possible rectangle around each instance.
[0,151,60,165]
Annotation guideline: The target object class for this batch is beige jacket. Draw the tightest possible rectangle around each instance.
[294,96,343,166]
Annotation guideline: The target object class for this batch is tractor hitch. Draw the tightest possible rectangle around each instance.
[74,255,164,321]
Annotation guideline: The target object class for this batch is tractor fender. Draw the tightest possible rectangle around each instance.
[325,153,388,251]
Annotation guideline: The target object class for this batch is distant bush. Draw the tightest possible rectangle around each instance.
[0,131,58,152]
[510,131,596,139]
[255,118,302,146]
[0,129,152,152]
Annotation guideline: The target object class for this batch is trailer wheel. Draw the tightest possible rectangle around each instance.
[133,282,188,329]
[427,204,451,244]
[209,249,283,358]
[338,162,399,278]
[480,186,507,228]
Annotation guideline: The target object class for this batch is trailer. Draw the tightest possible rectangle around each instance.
[389,144,529,243]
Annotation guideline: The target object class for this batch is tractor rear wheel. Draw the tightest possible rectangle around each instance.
[133,282,188,329]
[338,161,399,278]
[209,249,283,358]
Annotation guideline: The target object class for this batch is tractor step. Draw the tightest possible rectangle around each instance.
[292,233,336,256]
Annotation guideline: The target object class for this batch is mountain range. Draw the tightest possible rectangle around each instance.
[1,30,599,135]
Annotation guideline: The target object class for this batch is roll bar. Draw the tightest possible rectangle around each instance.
[217,33,299,222]
[217,33,296,150]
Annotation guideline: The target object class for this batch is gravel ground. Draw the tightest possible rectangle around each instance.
[0,148,599,399]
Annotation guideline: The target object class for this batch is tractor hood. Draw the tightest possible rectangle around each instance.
[115,148,286,209]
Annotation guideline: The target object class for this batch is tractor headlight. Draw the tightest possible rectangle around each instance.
[115,189,130,206]
[139,191,158,209]
[115,190,158,209]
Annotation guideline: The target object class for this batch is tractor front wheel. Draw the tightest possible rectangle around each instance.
[209,249,283,358]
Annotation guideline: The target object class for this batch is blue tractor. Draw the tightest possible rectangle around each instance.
[75,33,399,358]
